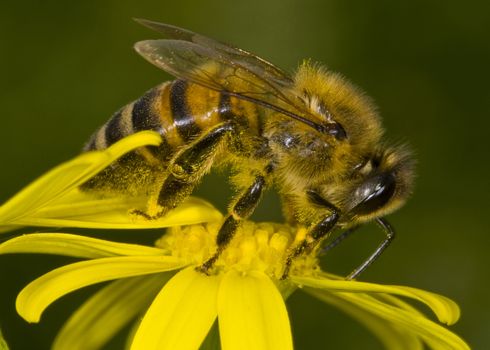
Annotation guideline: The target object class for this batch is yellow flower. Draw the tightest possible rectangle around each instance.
[0,223,470,350]
[0,131,470,350]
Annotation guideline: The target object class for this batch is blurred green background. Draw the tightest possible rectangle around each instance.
[0,0,489,349]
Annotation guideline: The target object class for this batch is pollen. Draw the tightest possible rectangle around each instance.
[155,221,320,279]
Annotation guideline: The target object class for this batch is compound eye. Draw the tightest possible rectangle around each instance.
[353,173,396,215]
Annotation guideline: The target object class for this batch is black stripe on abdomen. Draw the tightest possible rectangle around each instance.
[132,88,162,133]
[170,80,201,141]
[104,110,124,146]
[131,87,175,162]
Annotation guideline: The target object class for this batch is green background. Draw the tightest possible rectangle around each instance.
[1,0,488,349]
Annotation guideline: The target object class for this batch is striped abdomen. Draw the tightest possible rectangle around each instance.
[83,79,260,194]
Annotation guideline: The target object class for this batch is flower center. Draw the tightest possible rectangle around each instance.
[155,221,320,279]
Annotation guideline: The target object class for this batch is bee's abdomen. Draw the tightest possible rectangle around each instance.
[84,79,260,161]
[84,82,174,162]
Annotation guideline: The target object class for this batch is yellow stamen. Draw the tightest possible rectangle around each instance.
[155,221,319,279]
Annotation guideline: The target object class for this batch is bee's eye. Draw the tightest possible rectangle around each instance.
[353,173,396,215]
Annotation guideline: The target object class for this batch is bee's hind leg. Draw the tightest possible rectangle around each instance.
[132,121,237,220]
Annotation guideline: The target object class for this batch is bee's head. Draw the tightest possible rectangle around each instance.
[341,145,415,224]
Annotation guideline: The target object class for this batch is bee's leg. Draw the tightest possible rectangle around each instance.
[316,218,394,280]
[197,173,267,274]
[133,121,237,219]
[345,218,395,280]
[281,209,340,279]
[283,217,395,280]
[318,225,360,256]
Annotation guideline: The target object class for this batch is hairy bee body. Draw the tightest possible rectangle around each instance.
[84,78,264,207]
[83,20,415,278]
[83,69,384,225]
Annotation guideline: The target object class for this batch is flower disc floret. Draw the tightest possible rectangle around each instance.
[157,221,318,279]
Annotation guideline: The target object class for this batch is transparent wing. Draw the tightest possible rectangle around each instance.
[134,19,306,115]
[135,19,293,91]
[133,19,347,137]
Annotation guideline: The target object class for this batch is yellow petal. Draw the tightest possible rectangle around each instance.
[324,290,469,350]
[131,267,219,350]
[17,195,222,229]
[307,288,424,350]
[0,233,164,258]
[53,273,170,350]
[376,293,425,317]
[17,255,186,323]
[218,270,293,350]
[0,328,9,350]
[0,131,161,228]
[291,273,460,325]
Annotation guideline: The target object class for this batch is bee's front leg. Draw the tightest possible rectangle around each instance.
[281,192,340,280]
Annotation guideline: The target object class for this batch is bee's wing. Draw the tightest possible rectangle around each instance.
[133,20,347,136]
[134,19,304,114]
[135,20,294,91]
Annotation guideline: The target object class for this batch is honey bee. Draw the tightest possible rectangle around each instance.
[84,19,414,279]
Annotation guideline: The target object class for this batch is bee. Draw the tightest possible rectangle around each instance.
[84,19,414,279]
